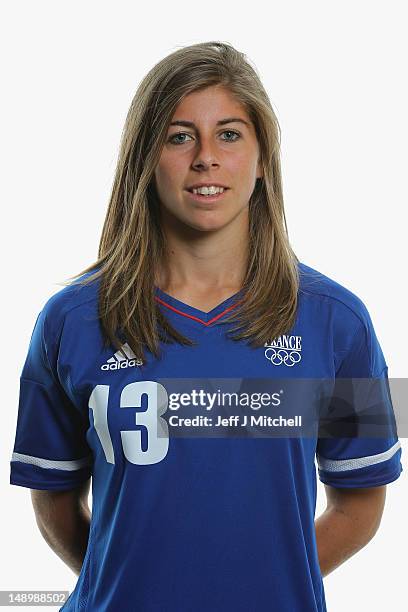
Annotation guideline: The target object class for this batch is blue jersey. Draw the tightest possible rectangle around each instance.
[10,262,402,612]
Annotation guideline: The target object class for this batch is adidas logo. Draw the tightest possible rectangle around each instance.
[101,343,143,371]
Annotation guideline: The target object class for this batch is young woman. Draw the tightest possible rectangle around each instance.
[10,41,402,612]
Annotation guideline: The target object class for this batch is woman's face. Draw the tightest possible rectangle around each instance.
[153,84,263,233]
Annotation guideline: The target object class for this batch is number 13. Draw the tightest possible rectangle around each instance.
[88,381,169,465]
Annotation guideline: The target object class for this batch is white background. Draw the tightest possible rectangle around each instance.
[1,1,406,610]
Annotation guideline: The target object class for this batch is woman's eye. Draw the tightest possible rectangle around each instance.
[168,130,241,145]
[168,133,192,144]
[221,130,240,142]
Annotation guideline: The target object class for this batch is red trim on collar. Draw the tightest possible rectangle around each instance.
[154,295,242,326]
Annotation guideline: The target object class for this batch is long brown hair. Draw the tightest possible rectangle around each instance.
[59,40,300,364]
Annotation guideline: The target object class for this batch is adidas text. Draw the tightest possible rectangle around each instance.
[101,358,142,371]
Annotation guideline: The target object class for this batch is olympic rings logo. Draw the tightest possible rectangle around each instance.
[264,347,302,367]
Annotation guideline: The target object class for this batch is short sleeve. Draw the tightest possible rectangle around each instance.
[10,306,93,491]
[316,303,403,488]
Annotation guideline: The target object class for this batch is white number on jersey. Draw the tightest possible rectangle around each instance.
[88,381,169,465]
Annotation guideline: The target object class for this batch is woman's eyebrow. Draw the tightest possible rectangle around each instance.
[169,117,250,128]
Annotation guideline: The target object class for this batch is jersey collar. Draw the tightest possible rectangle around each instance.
[154,286,244,327]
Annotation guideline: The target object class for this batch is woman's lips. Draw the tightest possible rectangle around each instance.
[185,188,229,203]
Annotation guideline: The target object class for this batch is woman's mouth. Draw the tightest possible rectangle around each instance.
[185,188,230,203]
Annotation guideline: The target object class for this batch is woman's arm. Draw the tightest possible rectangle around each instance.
[30,478,91,576]
[315,485,387,577]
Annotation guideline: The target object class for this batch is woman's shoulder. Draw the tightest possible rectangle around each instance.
[297,261,373,330]
[38,269,101,339]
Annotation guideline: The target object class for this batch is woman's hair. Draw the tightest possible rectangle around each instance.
[60,40,300,364]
